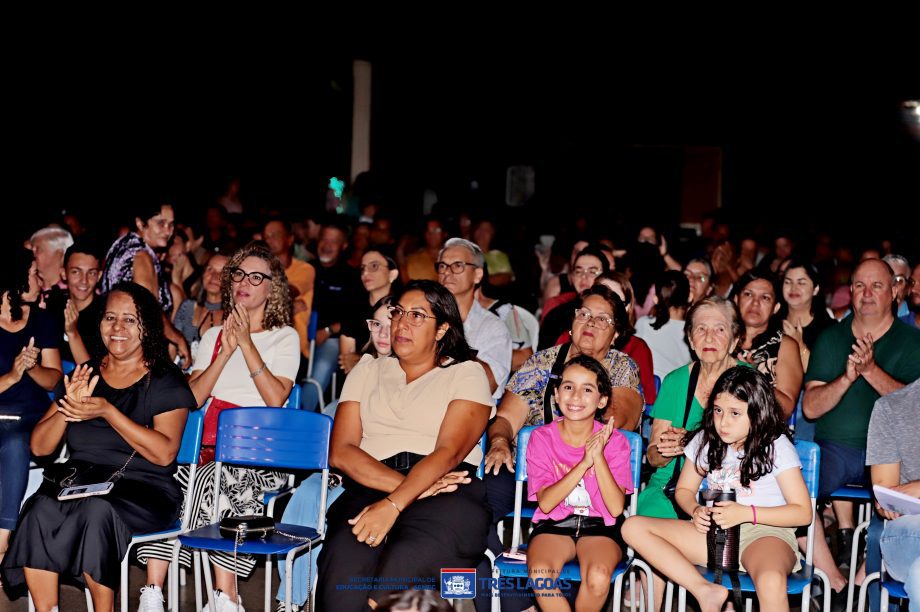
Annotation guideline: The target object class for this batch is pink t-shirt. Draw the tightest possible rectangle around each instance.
[526,419,634,526]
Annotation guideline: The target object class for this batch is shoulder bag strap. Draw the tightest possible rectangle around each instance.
[542,342,571,425]
[672,362,701,478]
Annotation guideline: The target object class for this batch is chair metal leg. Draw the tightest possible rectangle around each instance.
[812,567,831,612]
[120,544,130,612]
[202,552,215,611]
[744,597,753,612]
[86,587,95,611]
[265,557,273,612]
[677,584,687,612]
[847,519,870,612]
[193,551,203,612]
[858,571,880,612]
[665,580,674,612]
[27,592,35,612]
[170,541,182,612]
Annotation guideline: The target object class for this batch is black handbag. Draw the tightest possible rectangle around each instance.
[661,362,700,520]
[218,515,276,540]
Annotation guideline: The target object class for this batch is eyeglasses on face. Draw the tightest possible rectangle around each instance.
[436,261,478,275]
[573,308,614,329]
[572,267,601,278]
[366,319,391,335]
[230,268,272,286]
[893,275,907,285]
[360,261,390,273]
[387,305,437,327]
[684,271,709,283]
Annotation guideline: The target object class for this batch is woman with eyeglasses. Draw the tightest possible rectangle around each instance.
[100,201,191,368]
[316,280,493,611]
[135,242,300,612]
[538,246,611,350]
[272,295,395,611]
[338,249,401,375]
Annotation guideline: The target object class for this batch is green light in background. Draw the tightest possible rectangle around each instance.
[328,177,345,199]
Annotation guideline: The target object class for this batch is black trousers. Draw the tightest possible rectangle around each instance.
[316,476,491,612]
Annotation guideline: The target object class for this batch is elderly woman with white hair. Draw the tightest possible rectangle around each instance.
[29,226,74,310]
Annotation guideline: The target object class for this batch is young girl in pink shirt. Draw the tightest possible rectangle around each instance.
[526,354,635,611]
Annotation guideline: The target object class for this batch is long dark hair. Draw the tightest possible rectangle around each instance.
[650,270,691,330]
[392,280,477,367]
[360,295,394,356]
[559,354,612,421]
[102,282,173,375]
[0,248,36,322]
[777,259,825,320]
[731,270,781,350]
[686,366,791,488]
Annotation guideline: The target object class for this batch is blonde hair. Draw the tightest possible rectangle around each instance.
[221,242,292,330]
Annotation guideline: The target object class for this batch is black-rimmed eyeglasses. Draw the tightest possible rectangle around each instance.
[230,268,272,286]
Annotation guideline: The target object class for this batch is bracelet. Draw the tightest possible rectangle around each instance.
[249,363,266,378]
[751,504,757,525]
[385,496,402,513]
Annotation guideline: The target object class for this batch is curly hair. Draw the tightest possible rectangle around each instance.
[731,270,781,350]
[391,280,476,367]
[0,248,36,322]
[559,354,613,421]
[685,366,791,488]
[220,241,292,329]
[102,282,173,375]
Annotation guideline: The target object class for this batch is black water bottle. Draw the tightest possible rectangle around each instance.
[706,489,741,571]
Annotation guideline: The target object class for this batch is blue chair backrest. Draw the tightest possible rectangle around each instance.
[515,426,538,482]
[177,410,205,465]
[215,408,333,471]
[62,360,77,376]
[308,310,319,342]
[515,424,643,495]
[284,385,301,409]
[795,439,820,498]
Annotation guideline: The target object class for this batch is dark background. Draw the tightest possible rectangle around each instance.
[5,41,919,253]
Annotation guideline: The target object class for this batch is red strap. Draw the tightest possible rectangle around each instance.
[210,330,223,364]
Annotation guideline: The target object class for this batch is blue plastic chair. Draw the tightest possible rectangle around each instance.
[673,440,831,612]
[491,426,654,611]
[859,561,910,611]
[179,408,333,612]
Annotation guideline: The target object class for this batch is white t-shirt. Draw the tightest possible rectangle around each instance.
[684,432,801,507]
[634,316,691,380]
[193,325,300,407]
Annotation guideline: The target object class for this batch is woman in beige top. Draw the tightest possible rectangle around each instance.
[317,280,494,611]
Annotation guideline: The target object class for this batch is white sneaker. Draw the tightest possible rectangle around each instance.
[138,585,165,612]
[203,590,245,612]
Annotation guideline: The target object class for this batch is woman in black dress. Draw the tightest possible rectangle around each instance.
[0,282,195,612]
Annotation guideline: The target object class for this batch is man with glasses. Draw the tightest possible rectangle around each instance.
[803,258,920,603]
[437,238,511,401]
[900,262,920,329]
[883,254,912,319]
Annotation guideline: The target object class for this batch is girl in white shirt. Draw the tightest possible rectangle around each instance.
[623,367,812,612]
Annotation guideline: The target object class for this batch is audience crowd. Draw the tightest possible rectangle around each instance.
[1,188,919,612]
